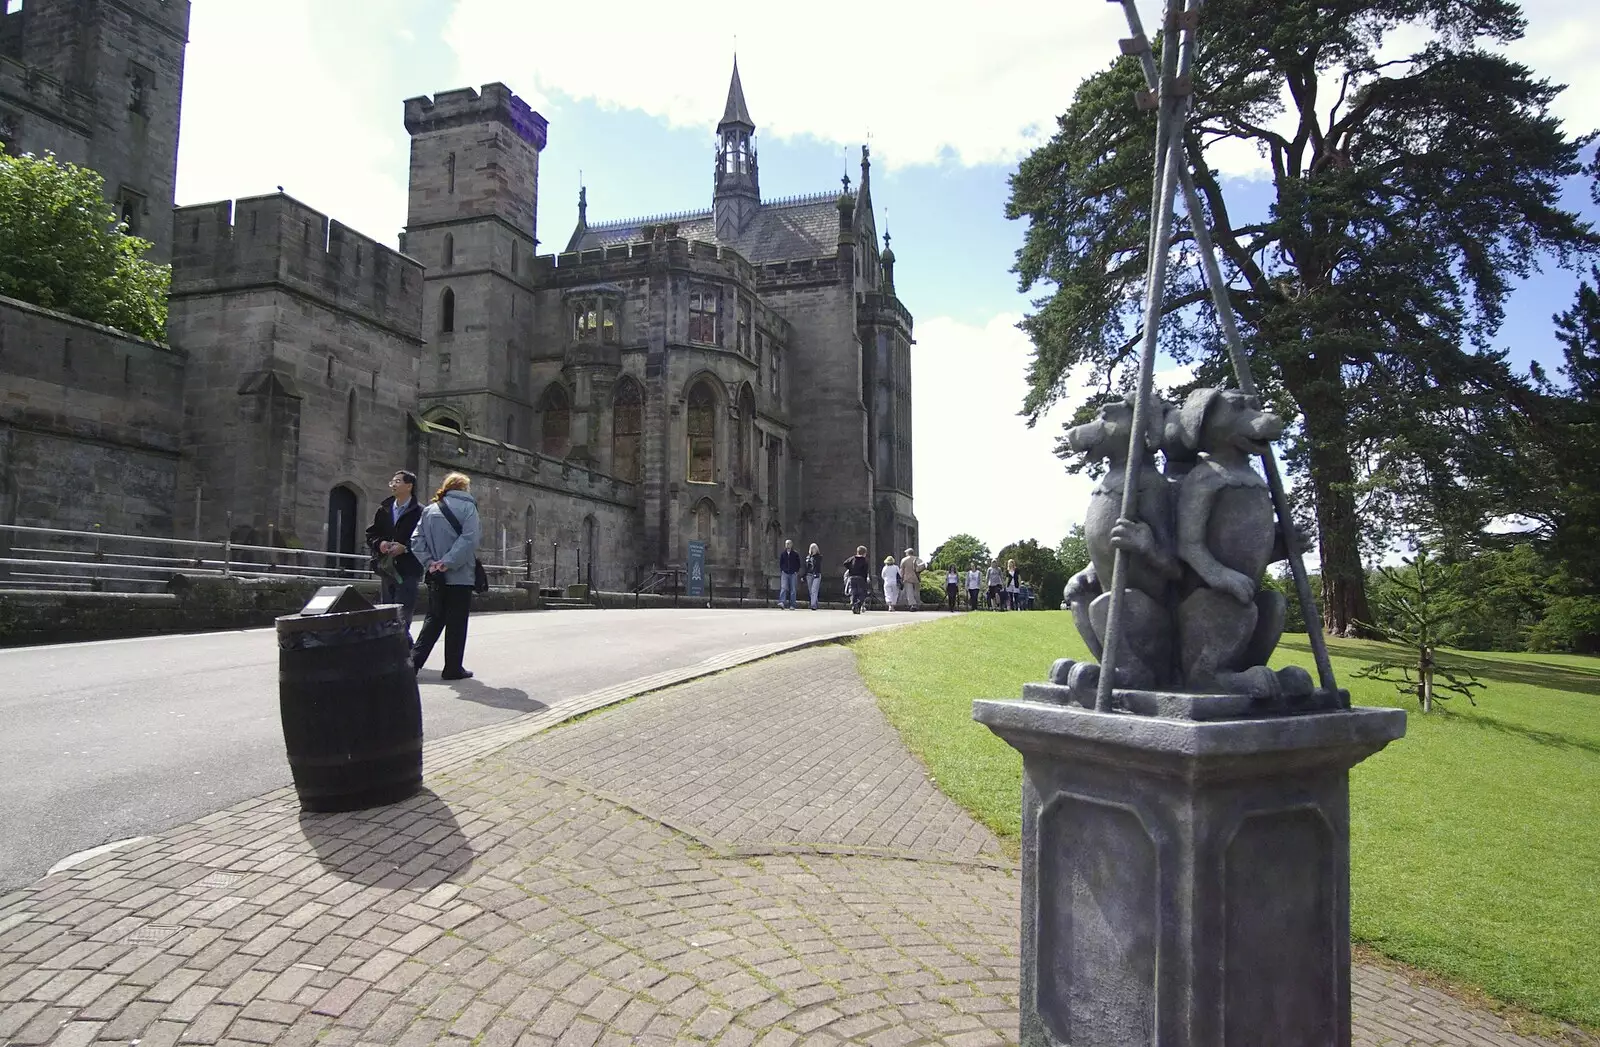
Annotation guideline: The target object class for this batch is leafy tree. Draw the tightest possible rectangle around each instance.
[927,534,991,574]
[1533,266,1600,592]
[1006,0,1598,637]
[1056,524,1090,579]
[0,146,168,340]
[1263,567,1322,634]
[995,539,1067,609]
[1354,547,1484,711]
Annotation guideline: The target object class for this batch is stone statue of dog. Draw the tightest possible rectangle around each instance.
[1169,388,1313,698]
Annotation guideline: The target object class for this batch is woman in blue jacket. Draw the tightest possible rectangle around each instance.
[409,472,481,680]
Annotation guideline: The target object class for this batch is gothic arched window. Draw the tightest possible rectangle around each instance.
[442,234,454,269]
[612,378,643,483]
[538,384,571,459]
[686,381,716,484]
[440,288,455,333]
[735,384,756,488]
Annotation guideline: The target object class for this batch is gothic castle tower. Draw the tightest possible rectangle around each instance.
[0,0,191,261]
[402,85,547,448]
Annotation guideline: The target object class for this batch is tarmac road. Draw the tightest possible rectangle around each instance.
[0,606,901,890]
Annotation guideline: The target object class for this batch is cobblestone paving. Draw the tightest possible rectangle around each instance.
[0,645,1592,1046]
[507,648,1002,862]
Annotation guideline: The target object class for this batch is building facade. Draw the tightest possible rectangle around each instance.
[403,62,916,584]
[0,4,917,594]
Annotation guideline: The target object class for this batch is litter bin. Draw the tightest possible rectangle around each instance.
[276,588,422,812]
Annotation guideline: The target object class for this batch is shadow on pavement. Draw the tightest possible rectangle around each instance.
[426,673,546,712]
[296,787,474,888]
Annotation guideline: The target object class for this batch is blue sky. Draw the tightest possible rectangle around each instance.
[172,1,1599,559]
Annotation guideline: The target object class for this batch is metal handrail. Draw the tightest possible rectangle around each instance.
[0,522,528,593]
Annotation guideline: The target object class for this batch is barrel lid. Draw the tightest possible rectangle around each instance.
[276,604,402,634]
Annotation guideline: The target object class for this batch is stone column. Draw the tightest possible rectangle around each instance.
[972,696,1404,1047]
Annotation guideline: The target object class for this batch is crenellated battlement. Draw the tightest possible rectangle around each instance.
[535,238,771,290]
[170,194,425,342]
[754,255,842,290]
[404,83,547,150]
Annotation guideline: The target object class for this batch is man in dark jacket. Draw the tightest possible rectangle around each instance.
[842,545,871,614]
[365,469,424,634]
[777,539,801,609]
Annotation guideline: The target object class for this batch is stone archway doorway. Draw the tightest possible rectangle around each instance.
[326,486,359,558]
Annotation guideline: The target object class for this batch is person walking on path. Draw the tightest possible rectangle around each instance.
[987,562,1004,610]
[804,543,824,609]
[410,472,482,680]
[777,539,801,609]
[966,563,982,612]
[881,556,902,611]
[365,469,423,636]
[899,549,923,610]
[945,566,960,612]
[843,546,871,614]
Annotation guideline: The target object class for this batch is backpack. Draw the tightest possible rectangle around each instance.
[435,499,490,594]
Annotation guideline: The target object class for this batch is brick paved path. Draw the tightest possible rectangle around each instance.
[1,646,1593,1046]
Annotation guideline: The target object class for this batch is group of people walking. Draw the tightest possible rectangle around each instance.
[365,469,482,680]
[366,473,1036,674]
[773,541,1030,615]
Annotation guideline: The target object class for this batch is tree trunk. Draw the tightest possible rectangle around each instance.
[1283,365,1375,638]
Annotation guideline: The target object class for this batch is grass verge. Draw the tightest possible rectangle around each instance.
[851,611,1600,1030]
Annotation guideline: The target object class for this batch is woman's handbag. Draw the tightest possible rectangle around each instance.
[435,501,490,594]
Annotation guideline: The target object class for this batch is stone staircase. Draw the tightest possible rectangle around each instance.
[533,584,597,610]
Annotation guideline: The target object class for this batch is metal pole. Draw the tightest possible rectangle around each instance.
[1096,0,1197,713]
[1115,0,1336,692]
[524,538,532,580]
[551,542,558,587]
[223,511,232,577]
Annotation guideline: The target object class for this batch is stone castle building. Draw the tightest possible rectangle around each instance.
[0,1,917,593]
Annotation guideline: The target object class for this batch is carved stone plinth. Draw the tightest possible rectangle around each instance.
[972,697,1405,1047]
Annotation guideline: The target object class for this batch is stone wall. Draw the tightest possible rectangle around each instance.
[168,195,426,552]
[0,574,540,648]
[0,295,185,537]
[415,425,641,592]
[760,269,876,567]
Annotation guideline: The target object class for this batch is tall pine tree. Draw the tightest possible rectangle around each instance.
[1007,0,1597,635]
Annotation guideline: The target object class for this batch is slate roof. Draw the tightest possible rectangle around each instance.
[571,191,842,265]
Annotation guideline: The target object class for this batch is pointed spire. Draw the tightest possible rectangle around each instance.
[577,183,587,228]
[720,56,754,129]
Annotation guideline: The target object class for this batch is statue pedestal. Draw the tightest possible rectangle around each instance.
[972,696,1405,1047]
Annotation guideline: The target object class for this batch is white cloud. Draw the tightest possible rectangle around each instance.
[443,0,1129,169]
[173,2,414,245]
[910,313,1192,557]
[911,313,1089,555]
[443,1,1595,176]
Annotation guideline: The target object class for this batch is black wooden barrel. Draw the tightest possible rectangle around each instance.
[276,604,422,813]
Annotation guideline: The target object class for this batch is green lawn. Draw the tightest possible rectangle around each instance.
[851,612,1600,1029]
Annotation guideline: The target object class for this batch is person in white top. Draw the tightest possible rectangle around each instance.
[944,567,960,612]
[966,566,982,612]
[881,556,902,610]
